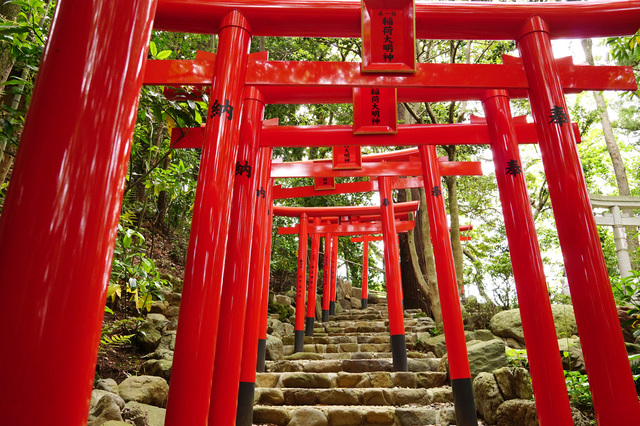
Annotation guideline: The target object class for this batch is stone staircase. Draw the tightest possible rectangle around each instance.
[252,299,461,426]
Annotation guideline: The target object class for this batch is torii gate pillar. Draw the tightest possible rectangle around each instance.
[419,145,477,426]
[322,234,333,321]
[518,16,640,424]
[294,213,309,352]
[378,177,408,372]
[482,90,573,426]
[0,1,157,424]
[165,11,252,426]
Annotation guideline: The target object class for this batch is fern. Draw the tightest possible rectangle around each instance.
[100,333,135,348]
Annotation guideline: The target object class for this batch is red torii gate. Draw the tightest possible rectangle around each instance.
[350,224,473,308]
[275,204,417,342]
[1,2,640,426]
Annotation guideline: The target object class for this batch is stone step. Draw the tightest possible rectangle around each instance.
[266,358,441,374]
[283,343,392,355]
[321,325,389,334]
[252,404,457,426]
[254,385,453,407]
[256,371,448,390]
[282,348,433,361]
[284,335,392,345]
[322,319,419,328]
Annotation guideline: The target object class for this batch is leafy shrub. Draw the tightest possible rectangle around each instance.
[268,301,294,322]
[108,225,170,313]
[461,296,503,331]
[611,270,640,340]
[99,318,143,352]
[506,348,529,369]
[564,370,593,412]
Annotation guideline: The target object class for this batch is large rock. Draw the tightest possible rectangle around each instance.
[137,323,162,353]
[288,407,328,426]
[489,305,577,345]
[557,338,586,374]
[119,376,169,408]
[473,372,504,424]
[88,392,125,426]
[350,297,362,309]
[493,367,533,400]
[141,359,173,382]
[157,331,176,351]
[496,399,538,426]
[415,334,447,357]
[336,278,352,302]
[121,402,150,426]
[90,390,125,410]
[146,313,169,331]
[265,334,284,361]
[124,401,166,426]
[95,378,120,395]
[275,294,292,306]
[267,318,286,337]
[467,339,508,380]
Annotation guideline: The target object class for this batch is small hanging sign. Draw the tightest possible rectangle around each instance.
[314,177,336,191]
[361,0,416,73]
[332,146,363,170]
[353,87,397,134]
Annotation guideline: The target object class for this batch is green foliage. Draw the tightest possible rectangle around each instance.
[268,301,294,322]
[564,370,593,412]
[99,318,143,352]
[0,0,53,162]
[606,31,640,98]
[461,296,503,331]
[611,270,640,340]
[428,324,444,338]
[505,348,529,369]
[109,225,170,313]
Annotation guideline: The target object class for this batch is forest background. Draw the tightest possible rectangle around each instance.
[1,0,639,326]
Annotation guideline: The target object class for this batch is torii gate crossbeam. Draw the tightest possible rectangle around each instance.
[154,0,640,39]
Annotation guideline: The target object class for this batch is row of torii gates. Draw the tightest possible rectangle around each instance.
[1,1,640,426]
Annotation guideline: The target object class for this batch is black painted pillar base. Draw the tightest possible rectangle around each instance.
[329,301,335,315]
[390,334,408,372]
[322,309,329,322]
[361,299,368,309]
[294,330,304,353]
[256,338,266,373]
[236,381,256,426]
[305,317,315,336]
[452,377,478,426]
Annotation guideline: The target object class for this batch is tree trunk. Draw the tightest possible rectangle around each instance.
[582,38,639,269]
[443,146,464,294]
[416,187,442,323]
[0,2,21,94]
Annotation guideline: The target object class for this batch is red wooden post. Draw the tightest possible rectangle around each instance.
[517,17,640,424]
[306,217,321,335]
[294,212,309,352]
[482,90,573,426]
[209,87,266,425]
[256,181,274,373]
[378,177,408,371]
[236,146,274,426]
[361,234,370,309]
[322,233,332,321]
[329,235,339,315]
[419,145,477,425]
[165,11,252,426]
[0,1,156,424]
